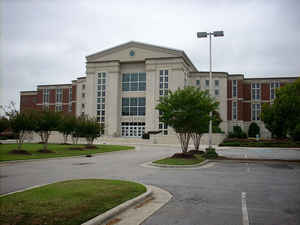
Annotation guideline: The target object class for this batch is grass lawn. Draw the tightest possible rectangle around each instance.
[0,179,146,225]
[153,154,205,165]
[0,143,134,162]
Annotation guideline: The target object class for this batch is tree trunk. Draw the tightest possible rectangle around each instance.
[176,132,190,153]
[191,133,202,151]
[63,134,68,144]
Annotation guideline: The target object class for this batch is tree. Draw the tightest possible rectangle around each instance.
[262,78,300,140]
[248,122,260,138]
[58,114,76,144]
[8,111,35,151]
[81,117,104,145]
[156,87,218,154]
[33,110,61,151]
[71,116,85,144]
[0,116,10,133]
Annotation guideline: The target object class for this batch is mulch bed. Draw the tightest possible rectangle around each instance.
[188,150,205,155]
[171,153,196,159]
[37,149,55,153]
[85,145,98,149]
[9,149,32,155]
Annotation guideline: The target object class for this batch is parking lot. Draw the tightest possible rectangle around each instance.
[1,145,300,225]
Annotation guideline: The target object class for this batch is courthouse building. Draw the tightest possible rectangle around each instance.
[20,41,298,140]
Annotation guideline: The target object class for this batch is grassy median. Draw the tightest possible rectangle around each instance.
[0,143,134,162]
[0,179,146,225]
[154,154,205,165]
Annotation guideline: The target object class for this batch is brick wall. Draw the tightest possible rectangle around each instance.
[243,102,251,121]
[20,94,37,112]
[243,83,251,100]
[227,80,232,98]
[227,100,232,120]
[261,83,270,100]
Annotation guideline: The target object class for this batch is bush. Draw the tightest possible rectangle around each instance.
[204,148,218,159]
[228,126,247,139]
[290,123,300,141]
[248,122,260,138]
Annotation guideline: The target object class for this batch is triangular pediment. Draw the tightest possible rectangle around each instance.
[86,41,193,66]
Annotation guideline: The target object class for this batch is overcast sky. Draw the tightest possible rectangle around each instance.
[1,0,300,110]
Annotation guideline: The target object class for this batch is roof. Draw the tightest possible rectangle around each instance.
[86,41,197,71]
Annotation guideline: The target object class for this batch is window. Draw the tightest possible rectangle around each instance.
[82,84,85,90]
[96,72,106,124]
[159,70,168,97]
[252,103,261,120]
[196,80,200,86]
[270,81,280,100]
[43,89,49,103]
[214,80,220,96]
[205,80,209,87]
[159,122,168,135]
[214,89,219,96]
[232,80,237,97]
[122,97,146,116]
[68,104,72,112]
[55,105,62,112]
[82,103,85,109]
[215,80,219,87]
[82,93,85,98]
[122,72,146,91]
[69,87,72,102]
[56,88,62,103]
[232,101,237,120]
[252,83,260,100]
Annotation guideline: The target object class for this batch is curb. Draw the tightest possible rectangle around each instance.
[150,159,210,168]
[0,148,135,166]
[81,185,153,225]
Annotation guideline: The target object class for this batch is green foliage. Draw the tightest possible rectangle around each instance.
[248,122,260,138]
[262,78,300,139]
[8,110,36,150]
[290,123,300,141]
[156,87,218,153]
[32,110,61,150]
[0,117,10,133]
[80,117,104,145]
[228,126,247,139]
[204,148,218,159]
[57,114,77,144]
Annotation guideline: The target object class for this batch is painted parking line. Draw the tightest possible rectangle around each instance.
[241,192,250,225]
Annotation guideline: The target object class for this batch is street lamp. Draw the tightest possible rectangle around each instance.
[197,31,224,149]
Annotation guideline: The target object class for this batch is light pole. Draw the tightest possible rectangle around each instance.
[197,31,224,149]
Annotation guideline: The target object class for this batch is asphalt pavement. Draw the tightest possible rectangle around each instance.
[1,145,300,225]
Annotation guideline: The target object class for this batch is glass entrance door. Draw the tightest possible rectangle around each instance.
[121,122,145,137]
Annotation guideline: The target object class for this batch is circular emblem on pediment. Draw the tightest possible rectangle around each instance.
[129,50,135,56]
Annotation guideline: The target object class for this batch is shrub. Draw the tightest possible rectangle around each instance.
[248,122,260,138]
[204,148,218,159]
[290,123,300,141]
[228,126,247,139]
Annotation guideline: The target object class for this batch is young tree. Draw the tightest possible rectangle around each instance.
[262,78,300,140]
[0,116,10,134]
[81,117,104,145]
[58,114,76,144]
[156,87,218,154]
[8,111,35,151]
[1,102,34,151]
[33,110,61,151]
[71,116,85,144]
